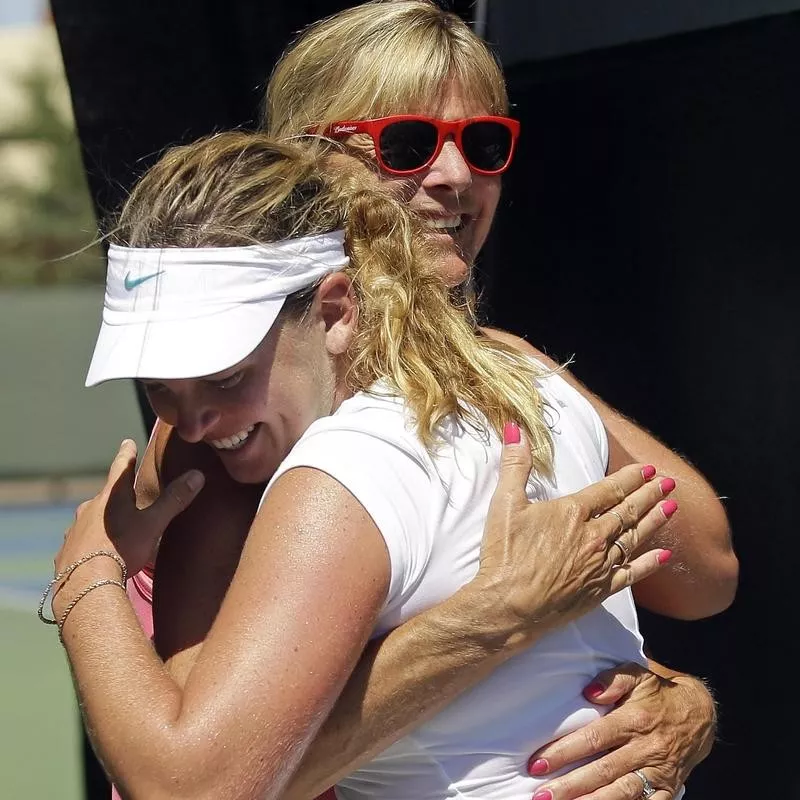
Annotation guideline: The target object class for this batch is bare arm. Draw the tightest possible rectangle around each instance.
[54,443,390,800]
[482,327,738,619]
[150,424,673,799]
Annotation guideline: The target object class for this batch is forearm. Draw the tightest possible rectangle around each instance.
[55,563,206,798]
[284,584,537,800]
[603,408,738,618]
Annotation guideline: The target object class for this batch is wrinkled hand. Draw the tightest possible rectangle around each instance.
[528,663,717,800]
[473,424,676,648]
[55,439,205,581]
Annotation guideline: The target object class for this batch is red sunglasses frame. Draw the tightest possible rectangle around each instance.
[319,115,521,176]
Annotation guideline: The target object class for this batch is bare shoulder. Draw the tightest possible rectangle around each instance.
[480,326,562,371]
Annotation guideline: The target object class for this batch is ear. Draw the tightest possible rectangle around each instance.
[317,272,357,355]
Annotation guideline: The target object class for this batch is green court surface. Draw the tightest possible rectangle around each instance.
[0,606,83,799]
[1,503,84,798]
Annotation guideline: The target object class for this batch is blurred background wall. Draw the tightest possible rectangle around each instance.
[0,5,141,798]
[0,7,143,485]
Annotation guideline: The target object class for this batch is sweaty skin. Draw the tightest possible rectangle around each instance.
[118,85,732,797]
[130,397,717,799]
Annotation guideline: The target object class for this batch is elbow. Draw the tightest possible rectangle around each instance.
[121,776,245,800]
[119,748,280,800]
[704,549,740,617]
[113,742,236,800]
[675,550,740,621]
[700,515,740,617]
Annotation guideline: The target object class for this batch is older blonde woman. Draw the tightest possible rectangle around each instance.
[119,3,730,799]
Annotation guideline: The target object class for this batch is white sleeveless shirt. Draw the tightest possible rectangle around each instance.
[268,371,647,800]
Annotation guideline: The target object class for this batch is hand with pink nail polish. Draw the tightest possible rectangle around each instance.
[524,661,716,800]
[472,455,677,649]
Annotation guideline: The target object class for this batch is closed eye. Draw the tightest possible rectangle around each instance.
[207,371,244,390]
[141,381,167,395]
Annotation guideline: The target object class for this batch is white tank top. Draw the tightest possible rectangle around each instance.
[269,371,647,800]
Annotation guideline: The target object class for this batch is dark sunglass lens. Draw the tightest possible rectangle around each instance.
[462,122,513,171]
[379,120,438,171]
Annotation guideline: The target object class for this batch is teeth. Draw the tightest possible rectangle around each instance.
[211,425,255,451]
[425,215,463,230]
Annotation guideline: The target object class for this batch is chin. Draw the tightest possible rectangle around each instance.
[440,253,471,288]
[218,451,278,485]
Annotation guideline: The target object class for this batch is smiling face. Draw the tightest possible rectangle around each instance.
[142,319,328,483]
[348,83,502,287]
[141,273,357,484]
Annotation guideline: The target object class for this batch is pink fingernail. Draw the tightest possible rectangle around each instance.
[533,791,553,800]
[503,421,521,445]
[659,477,676,494]
[661,500,678,518]
[528,758,549,776]
[583,681,605,700]
[657,549,673,565]
[641,465,656,480]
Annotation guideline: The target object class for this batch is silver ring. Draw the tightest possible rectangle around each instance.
[610,538,632,568]
[633,769,656,799]
[605,509,626,534]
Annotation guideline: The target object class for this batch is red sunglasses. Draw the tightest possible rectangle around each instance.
[319,115,520,176]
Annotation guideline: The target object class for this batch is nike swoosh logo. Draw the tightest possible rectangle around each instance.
[124,271,164,291]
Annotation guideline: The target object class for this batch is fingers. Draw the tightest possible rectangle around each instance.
[143,469,205,535]
[583,663,647,705]
[106,439,138,486]
[489,422,533,511]
[529,715,628,781]
[605,493,678,573]
[597,483,678,559]
[533,761,670,800]
[529,743,672,800]
[608,547,671,593]
[577,464,656,520]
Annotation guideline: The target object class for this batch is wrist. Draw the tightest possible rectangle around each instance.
[51,555,126,620]
[448,577,550,657]
[669,673,718,761]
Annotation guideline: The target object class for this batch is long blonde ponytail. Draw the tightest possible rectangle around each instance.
[335,177,554,475]
[113,132,554,475]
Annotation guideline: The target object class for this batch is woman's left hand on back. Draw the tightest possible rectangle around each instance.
[55,439,205,581]
[526,662,716,800]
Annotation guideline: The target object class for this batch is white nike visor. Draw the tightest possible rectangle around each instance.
[85,230,349,386]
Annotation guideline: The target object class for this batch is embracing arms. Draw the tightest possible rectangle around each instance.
[483,328,738,619]
[147,424,694,800]
[55,443,392,800]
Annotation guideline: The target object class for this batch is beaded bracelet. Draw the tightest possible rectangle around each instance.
[56,578,127,642]
[37,550,127,626]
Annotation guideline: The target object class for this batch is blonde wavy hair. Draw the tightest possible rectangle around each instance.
[111,132,553,474]
[264,0,508,139]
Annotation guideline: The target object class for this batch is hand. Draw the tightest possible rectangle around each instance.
[55,439,205,584]
[472,423,677,649]
[526,662,716,799]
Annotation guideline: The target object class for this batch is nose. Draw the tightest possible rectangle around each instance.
[422,138,472,194]
[174,402,221,444]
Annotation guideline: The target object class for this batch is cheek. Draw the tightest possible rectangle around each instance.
[471,179,501,243]
[145,390,176,423]
[476,177,501,217]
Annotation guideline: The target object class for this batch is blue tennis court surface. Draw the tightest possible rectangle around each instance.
[0,504,76,610]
